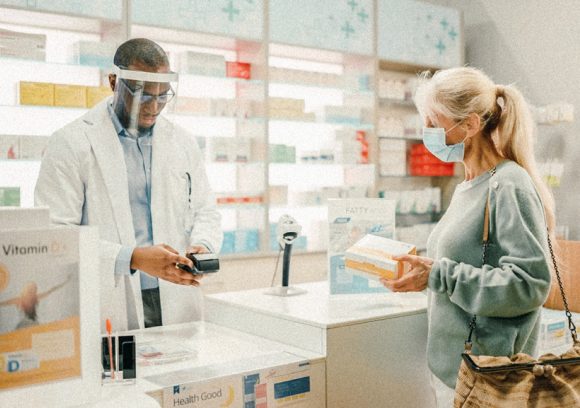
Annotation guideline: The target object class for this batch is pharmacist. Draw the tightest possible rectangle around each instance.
[35,38,222,331]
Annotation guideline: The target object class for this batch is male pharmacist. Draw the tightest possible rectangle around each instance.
[35,38,222,331]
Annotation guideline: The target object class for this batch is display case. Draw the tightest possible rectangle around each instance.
[0,0,465,258]
[0,2,123,207]
[267,43,375,252]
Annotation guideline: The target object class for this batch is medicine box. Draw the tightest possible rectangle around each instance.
[0,187,20,207]
[19,81,54,106]
[345,234,416,281]
[86,86,112,108]
[54,84,87,108]
[179,51,226,77]
[226,61,251,80]
[19,135,49,160]
[0,29,46,61]
[72,41,116,68]
[0,135,19,159]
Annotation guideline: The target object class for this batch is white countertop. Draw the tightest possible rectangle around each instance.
[78,321,324,407]
[206,281,428,329]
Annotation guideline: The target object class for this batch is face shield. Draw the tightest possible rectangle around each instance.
[111,65,178,137]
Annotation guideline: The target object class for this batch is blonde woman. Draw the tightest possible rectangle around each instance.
[380,67,554,406]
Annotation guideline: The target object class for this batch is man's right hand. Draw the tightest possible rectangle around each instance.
[130,244,200,286]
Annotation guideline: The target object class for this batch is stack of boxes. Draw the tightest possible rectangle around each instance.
[178,51,252,80]
[71,41,116,68]
[221,229,260,254]
[0,135,49,160]
[378,139,406,176]
[269,144,296,163]
[409,144,454,176]
[0,29,45,61]
[269,67,341,88]
[268,97,314,121]
[19,81,112,108]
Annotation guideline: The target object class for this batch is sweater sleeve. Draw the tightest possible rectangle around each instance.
[428,184,551,318]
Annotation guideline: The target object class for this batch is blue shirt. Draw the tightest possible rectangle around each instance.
[108,104,159,290]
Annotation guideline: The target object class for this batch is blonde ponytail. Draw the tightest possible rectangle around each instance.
[497,85,556,232]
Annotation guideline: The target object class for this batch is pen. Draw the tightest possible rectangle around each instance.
[185,172,192,207]
[106,318,115,380]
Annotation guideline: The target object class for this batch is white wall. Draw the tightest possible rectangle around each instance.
[425,0,580,239]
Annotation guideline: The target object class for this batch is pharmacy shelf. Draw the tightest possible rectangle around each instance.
[0,5,121,33]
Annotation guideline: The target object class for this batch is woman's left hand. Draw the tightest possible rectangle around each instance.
[380,254,434,292]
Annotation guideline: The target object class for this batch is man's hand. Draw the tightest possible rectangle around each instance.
[187,245,210,254]
[130,244,201,286]
[380,254,434,292]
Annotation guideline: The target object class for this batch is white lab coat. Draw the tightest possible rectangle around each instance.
[35,98,222,332]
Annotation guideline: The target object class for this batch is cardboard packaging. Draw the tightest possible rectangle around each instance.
[226,61,251,79]
[54,84,87,108]
[0,135,19,159]
[71,41,116,68]
[86,86,112,108]
[345,234,416,281]
[179,51,226,77]
[0,29,46,61]
[19,82,54,106]
[19,135,49,160]
[0,187,20,206]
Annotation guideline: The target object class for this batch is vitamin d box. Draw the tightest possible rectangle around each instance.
[345,234,416,281]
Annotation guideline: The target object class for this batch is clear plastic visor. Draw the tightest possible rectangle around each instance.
[111,66,179,136]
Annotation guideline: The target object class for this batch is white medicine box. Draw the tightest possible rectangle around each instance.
[345,234,416,281]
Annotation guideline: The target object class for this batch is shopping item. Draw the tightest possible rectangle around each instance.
[454,170,580,407]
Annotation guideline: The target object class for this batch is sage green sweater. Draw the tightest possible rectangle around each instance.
[426,160,551,388]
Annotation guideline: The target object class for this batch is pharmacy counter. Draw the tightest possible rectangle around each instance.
[205,281,435,408]
[2,321,325,408]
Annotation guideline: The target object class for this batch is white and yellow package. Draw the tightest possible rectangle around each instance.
[345,234,416,281]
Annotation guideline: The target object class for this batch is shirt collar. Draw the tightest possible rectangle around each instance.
[107,103,153,139]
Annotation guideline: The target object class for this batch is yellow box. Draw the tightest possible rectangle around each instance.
[86,86,112,108]
[54,84,87,108]
[19,81,54,106]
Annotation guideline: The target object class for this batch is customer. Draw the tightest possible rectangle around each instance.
[35,38,222,331]
[381,67,553,406]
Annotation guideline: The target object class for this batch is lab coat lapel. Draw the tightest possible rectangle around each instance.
[84,101,143,329]
[84,102,135,246]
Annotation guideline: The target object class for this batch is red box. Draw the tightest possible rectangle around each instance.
[409,163,454,176]
[226,61,251,79]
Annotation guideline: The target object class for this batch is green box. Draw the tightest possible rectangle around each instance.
[0,187,20,206]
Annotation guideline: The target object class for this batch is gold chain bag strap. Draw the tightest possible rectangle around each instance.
[454,168,580,408]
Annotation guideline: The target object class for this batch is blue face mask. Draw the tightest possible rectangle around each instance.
[422,124,466,162]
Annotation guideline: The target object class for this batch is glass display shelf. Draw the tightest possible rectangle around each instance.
[378,97,416,107]
[0,5,121,33]
[269,79,373,94]
[269,118,374,129]
[377,135,422,141]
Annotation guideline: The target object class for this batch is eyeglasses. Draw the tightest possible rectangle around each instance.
[119,78,175,104]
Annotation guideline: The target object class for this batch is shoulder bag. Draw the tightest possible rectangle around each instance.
[454,169,580,407]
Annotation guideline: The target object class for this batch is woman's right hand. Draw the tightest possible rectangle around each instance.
[380,254,434,292]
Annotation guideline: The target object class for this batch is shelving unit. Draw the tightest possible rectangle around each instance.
[0,0,465,258]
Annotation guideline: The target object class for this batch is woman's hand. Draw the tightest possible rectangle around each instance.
[380,254,434,292]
